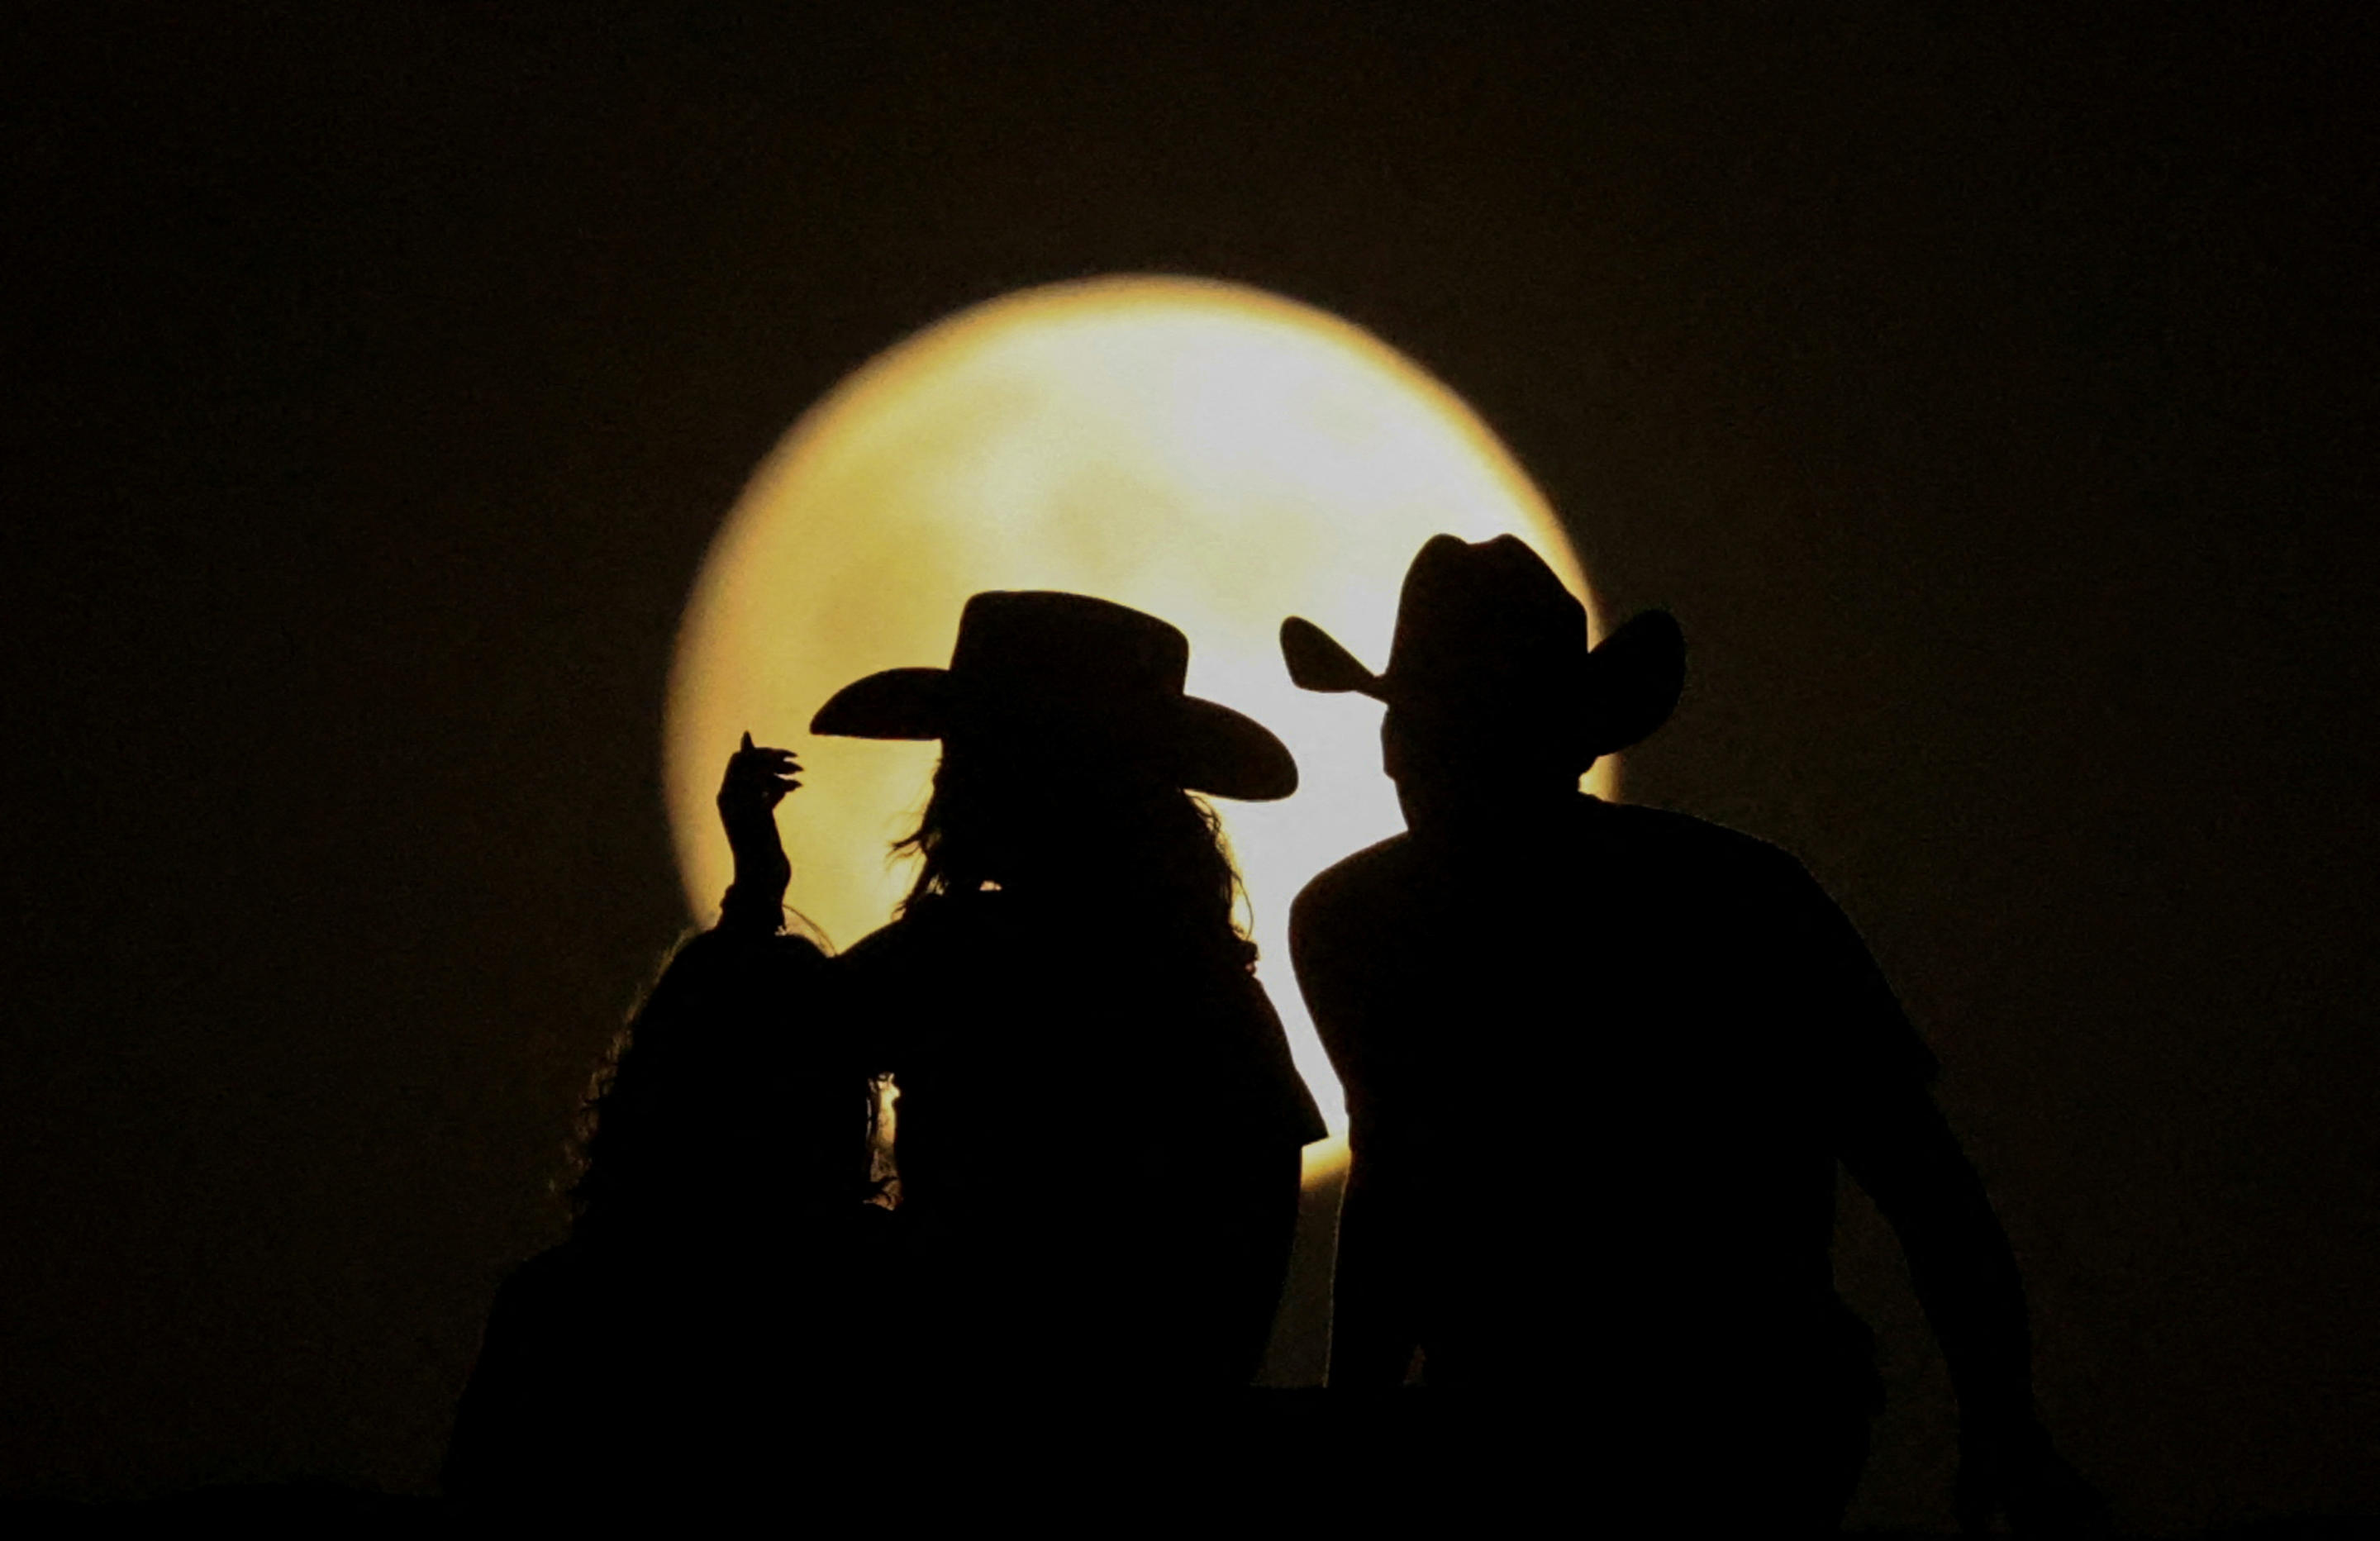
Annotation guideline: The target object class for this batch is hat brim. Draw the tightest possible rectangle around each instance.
[809,668,948,741]
[1172,696,1299,801]
[1280,616,1387,698]
[1278,607,1686,760]
[1578,609,1686,759]
[810,668,1298,802]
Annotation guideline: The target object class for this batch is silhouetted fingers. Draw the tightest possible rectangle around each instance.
[719,739,802,827]
[723,739,793,771]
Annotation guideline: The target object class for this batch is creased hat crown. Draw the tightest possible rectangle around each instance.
[1386,535,1590,708]
[1278,534,1685,763]
[812,590,1297,801]
[945,592,1188,726]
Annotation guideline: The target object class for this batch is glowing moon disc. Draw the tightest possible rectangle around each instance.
[666,275,1611,1143]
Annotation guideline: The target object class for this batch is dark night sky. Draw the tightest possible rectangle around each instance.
[4,2,2375,1525]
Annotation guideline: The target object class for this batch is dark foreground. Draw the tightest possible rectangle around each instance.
[4,1391,2375,1541]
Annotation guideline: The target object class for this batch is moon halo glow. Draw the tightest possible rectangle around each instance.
[665,275,1611,1177]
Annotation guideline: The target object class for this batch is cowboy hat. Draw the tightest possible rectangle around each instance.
[812,590,1298,801]
[1278,534,1684,763]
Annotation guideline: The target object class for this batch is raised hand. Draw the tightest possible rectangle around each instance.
[716,731,800,910]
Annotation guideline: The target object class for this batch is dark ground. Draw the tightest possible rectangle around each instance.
[2,3,2376,1529]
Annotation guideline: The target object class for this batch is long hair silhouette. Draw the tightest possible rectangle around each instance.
[895,731,1256,968]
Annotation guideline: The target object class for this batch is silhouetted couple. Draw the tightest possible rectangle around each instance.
[450,534,2097,1531]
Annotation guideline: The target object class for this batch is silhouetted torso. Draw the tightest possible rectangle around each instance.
[1294,793,1928,1406]
[843,887,1323,1391]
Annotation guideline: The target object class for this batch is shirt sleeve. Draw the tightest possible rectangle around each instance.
[634,924,836,1060]
[1288,873,1385,1094]
[1771,857,1940,1102]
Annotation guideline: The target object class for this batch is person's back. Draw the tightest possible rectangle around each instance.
[1296,799,1911,1429]
[842,882,1315,1391]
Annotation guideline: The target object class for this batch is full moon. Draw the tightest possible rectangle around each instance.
[665,275,1612,1168]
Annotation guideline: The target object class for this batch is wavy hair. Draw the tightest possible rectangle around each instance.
[894,735,1257,970]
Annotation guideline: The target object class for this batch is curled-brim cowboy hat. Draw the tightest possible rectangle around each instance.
[1278,534,1685,763]
[811,590,1298,801]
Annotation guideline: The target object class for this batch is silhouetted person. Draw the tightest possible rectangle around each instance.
[443,744,884,1505]
[730,592,1326,1400]
[1282,535,2102,1533]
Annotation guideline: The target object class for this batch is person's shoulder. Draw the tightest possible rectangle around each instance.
[837,917,905,967]
[1292,832,1416,920]
[834,914,918,989]
[837,890,1007,973]
[1586,798,1811,881]
[675,922,833,969]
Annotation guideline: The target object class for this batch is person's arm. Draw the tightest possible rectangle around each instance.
[1324,1119,1425,1388]
[635,732,829,1047]
[1779,848,2102,1532]
[1840,1077,2104,1533]
[1289,881,1422,1388]
[715,731,800,938]
[1840,1082,2031,1425]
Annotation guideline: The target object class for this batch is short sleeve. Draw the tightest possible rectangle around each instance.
[1772,859,1940,1098]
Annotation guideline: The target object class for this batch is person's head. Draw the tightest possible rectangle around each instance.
[813,590,1296,949]
[1281,535,1685,839]
[897,726,1248,942]
[1379,692,1592,837]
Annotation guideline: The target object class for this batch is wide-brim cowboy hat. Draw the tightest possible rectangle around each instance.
[1278,534,1685,763]
[812,590,1298,801]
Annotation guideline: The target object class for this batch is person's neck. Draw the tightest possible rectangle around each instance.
[1401,782,1586,853]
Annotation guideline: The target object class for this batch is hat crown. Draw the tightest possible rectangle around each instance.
[1275,533,1686,763]
[947,592,1188,717]
[1383,535,1590,699]
[810,589,1298,801]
